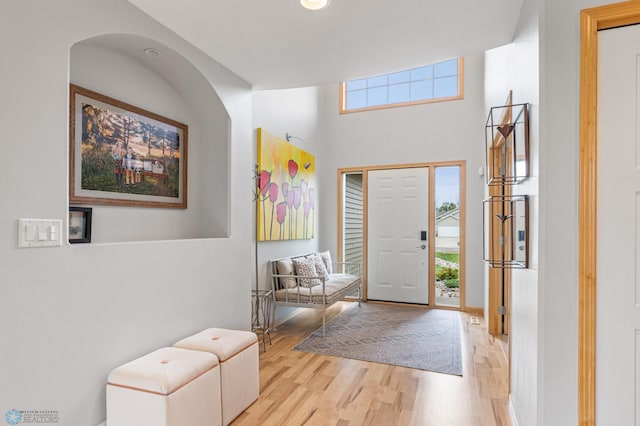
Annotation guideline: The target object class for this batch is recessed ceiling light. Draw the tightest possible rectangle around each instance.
[143,48,162,57]
[300,0,330,11]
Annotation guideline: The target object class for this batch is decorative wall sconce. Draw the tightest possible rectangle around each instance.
[483,195,529,268]
[485,103,530,185]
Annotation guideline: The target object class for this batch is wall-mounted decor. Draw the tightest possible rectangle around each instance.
[69,206,92,244]
[69,84,188,208]
[257,128,315,241]
[483,195,528,268]
[484,103,529,185]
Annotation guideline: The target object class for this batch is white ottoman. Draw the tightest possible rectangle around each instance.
[174,328,259,425]
[107,347,222,426]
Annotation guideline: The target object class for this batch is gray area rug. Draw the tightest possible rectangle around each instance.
[293,303,462,376]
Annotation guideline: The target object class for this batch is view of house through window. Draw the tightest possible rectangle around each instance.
[342,173,364,266]
[434,165,461,308]
[340,58,463,113]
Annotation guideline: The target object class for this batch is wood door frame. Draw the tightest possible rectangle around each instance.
[579,2,640,424]
[337,160,466,311]
[487,91,514,336]
[487,184,512,335]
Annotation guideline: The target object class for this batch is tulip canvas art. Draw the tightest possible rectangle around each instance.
[257,128,315,241]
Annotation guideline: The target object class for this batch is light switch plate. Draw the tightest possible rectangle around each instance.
[18,218,62,248]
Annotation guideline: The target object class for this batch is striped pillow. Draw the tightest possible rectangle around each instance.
[318,251,333,274]
[310,254,330,281]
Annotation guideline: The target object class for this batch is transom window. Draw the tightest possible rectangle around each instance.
[339,58,463,113]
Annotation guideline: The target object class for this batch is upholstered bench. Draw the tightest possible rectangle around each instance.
[174,328,259,425]
[106,347,222,426]
[270,251,362,333]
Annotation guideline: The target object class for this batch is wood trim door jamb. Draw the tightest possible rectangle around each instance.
[579,2,640,424]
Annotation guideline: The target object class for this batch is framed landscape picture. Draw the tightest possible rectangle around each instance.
[69,84,188,208]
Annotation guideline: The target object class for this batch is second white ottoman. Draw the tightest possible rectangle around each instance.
[107,347,222,426]
[174,328,259,425]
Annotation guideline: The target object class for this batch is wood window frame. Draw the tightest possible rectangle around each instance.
[338,58,465,114]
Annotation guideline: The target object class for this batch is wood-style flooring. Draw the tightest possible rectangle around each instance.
[233,302,510,426]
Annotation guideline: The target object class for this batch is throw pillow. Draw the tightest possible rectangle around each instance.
[311,254,330,281]
[318,250,333,274]
[292,257,322,288]
[277,258,297,289]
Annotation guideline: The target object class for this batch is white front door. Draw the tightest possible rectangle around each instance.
[367,167,429,304]
[597,24,640,424]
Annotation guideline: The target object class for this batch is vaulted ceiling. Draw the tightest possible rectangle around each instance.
[127,0,524,89]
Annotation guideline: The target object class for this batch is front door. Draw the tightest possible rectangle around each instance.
[596,24,640,424]
[367,167,429,304]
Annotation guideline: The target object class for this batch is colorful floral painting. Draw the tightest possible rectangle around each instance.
[257,128,315,241]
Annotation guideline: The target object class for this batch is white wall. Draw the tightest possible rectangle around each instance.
[252,87,325,321]
[320,54,487,309]
[485,0,540,424]
[0,1,252,425]
[536,0,622,424]
[485,0,629,424]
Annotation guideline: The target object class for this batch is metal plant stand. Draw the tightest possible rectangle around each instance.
[251,289,274,352]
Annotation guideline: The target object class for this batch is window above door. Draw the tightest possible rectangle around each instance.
[339,58,464,114]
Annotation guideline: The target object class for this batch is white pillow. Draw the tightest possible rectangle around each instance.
[277,258,297,289]
[318,250,333,274]
[292,257,322,288]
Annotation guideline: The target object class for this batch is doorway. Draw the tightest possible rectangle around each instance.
[338,161,465,309]
[578,3,640,422]
[593,21,640,424]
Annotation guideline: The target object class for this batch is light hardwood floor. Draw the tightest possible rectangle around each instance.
[233,302,510,426]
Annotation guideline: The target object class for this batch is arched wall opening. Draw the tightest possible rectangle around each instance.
[70,33,230,243]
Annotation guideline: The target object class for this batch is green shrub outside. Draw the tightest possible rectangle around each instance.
[436,266,458,280]
[436,266,459,289]
[444,278,459,288]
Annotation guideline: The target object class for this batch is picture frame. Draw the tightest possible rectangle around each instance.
[69,206,92,244]
[69,84,188,208]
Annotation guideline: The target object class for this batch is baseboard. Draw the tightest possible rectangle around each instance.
[509,395,520,426]
[464,306,484,317]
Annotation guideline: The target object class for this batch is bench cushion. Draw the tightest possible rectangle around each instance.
[274,274,361,304]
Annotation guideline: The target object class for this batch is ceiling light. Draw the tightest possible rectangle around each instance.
[300,0,330,11]
[143,48,162,57]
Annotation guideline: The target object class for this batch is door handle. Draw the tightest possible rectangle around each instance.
[416,244,426,250]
